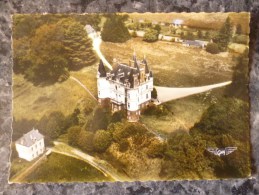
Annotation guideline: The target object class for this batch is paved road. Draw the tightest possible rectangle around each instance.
[155,81,232,104]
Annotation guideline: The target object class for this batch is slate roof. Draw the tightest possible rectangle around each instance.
[110,63,138,86]
[182,40,202,47]
[16,129,44,147]
[99,54,152,88]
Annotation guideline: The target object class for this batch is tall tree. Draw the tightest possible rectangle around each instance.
[101,14,131,43]
[214,17,233,51]
[59,19,96,70]
[236,24,242,35]
[13,18,96,84]
[224,52,249,101]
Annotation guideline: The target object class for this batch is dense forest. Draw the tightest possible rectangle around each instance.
[13,14,100,85]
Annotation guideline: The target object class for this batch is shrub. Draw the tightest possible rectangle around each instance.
[93,130,113,152]
[232,35,249,45]
[88,107,110,131]
[151,87,157,99]
[146,139,165,158]
[142,104,170,117]
[143,29,158,42]
[77,130,94,152]
[131,31,137,38]
[206,43,220,54]
[118,138,129,152]
[67,126,82,146]
[101,15,131,43]
[111,110,126,123]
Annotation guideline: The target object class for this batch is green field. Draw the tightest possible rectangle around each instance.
[13,38,234,135]
[22,153,112,183]
[13,65,98,121]
[101,38,234,87]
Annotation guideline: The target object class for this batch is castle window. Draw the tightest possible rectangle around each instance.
[146,94,148,99]
[115,85,117,90]
[146,85,148,89]
[128,103,130,108]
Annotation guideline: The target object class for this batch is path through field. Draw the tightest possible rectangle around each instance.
[52,142,129,181]
[85,26,232,102]
[86,27,113,70]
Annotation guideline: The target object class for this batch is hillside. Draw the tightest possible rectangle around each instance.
[124,12,250,34]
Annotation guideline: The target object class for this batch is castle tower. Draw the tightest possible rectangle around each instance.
[97,60,110,107]
[96,53,153,122]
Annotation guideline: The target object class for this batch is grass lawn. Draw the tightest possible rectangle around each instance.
[9,158,34,178]
[140,87,227,134]
[101,38,234,87]
[13,65,98,121]
[22,153,112,183]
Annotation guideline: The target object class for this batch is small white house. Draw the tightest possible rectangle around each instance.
[172,19,183,28]
[15,129,45,161]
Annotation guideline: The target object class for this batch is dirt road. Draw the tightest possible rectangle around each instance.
[52,141,129,181]
[85,27,113,70]
[10,150,49,183]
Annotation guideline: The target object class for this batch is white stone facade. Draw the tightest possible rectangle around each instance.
[15,129,45,161]
[97,55,154,121]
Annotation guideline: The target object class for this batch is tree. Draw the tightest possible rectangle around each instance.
[151,87,158,99]
[143,29,159,42]
[153,24,161,34]
[146,139,165,158]
[161,132,212,179]
[93,130,113,152]
[205,31,210,39]
[67,126,82,146]
[197,30,202,39]
[38,111,66,140]
[214,17,233,51]
[101,15,131,43]
[13,17,96,85]
[190,98,249,142]
[185,32,195,40]
[236,24,242,35]
[77,130,94,152]
[111,110,126,123]
[224,53,249,101]
[131,30,137,37]
[206,43,220,54]
[59,18,96,70]
[88,107,110,131]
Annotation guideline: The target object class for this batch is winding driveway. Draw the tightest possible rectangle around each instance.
[52,141,129,182]
[85,25,232,103]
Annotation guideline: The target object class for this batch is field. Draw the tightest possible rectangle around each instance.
[13,66,98,121]
[13,38,234,135]
[124,12,250,34]
[101,38,234,87]
[20,153,111,183]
